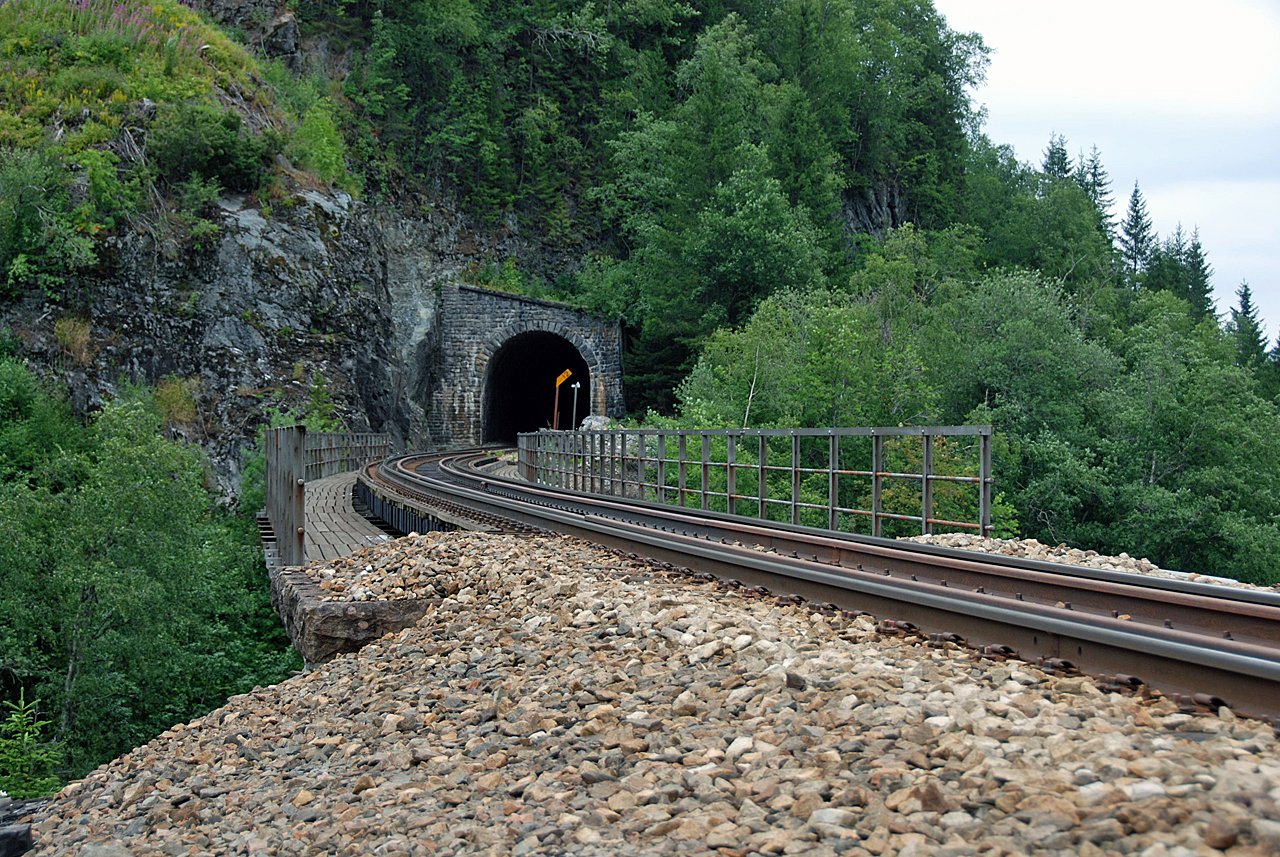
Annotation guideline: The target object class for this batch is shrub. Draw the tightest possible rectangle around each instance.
[0,357,39,422]
[0,148,96,297]
[288,102,349,186]
[148,103,266,193]
[75,148,138,226]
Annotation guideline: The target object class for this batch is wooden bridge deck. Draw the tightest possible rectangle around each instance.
[304,471,395,563]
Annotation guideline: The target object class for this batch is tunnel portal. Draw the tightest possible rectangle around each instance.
[484,331,590,443]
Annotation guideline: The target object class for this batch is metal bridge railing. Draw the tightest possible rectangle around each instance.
[517,426,994,538]
[305,432,396,482]
[264,426,395,566]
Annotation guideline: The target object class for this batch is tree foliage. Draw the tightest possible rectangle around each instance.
[0,363,299,779]
[669,222,1280,585]
[1041,133,1071,182]
[1228,281,1267,375]
[1145,224,1215,321]
[0,148,97,297]
[0,691,61,799]
[1119,180,1155,277]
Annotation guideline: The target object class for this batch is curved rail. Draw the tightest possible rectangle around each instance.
[360,450,1280,719]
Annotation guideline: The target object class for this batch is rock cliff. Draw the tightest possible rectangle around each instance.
[0,188,540,504]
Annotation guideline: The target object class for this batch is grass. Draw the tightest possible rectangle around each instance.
[53,315,93,364]
[156,374,200,426]
[0,0,271,153]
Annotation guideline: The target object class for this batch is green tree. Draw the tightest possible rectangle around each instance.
[0,367,298,777]
[1182,230,1215,320]
[1119,180,1154,277]
[1090,291,1280,582]
[1145,224,1216,321]
[147,103,266,192]
[0,148,97,296]
[677,286,935,430]
[1041,133,1071,181]
[980,177,1116,297]
[923,271,1121,542]
[1259,335,1280,403]
[1073,144,1113,233]
[0,691,62,799]
[1228,280,1267,375]
[597,17,831,411]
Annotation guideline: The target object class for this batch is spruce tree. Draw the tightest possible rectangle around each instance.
[1183,229,1215,320]
[1119,181,1154,277]
[1041,133,1072,182]
[1260,336,1280,403]
[1143,223,1186,296]
[1074,145,1113,236]
[1230,280,1267,374]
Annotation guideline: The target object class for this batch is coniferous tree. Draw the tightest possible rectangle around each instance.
[1074,144,1113,236]
[1182,229,1215,320]
[1260,337,1280,403]
[1041,133,1072,182]
[1119,180,1154,277]
[1146,224,1216,322]
[1145,223,1188,294]
[1230,280,1267,375]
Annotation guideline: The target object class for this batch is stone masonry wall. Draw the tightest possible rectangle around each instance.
[427,283,624,447]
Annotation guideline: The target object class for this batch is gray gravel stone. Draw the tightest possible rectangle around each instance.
[23,532,1280,857]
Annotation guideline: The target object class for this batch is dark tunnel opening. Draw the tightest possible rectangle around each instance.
[484,331,590,443]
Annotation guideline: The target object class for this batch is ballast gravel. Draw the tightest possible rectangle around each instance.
[902,534,1277,592]
[28,532,1280,857]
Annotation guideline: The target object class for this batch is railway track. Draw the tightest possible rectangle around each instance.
[358,449,1280,720]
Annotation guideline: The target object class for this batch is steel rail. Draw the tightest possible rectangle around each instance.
[440,454,1280,643]
[360,451,1280,718]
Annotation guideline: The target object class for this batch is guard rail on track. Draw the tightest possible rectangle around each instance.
[517,425,993,537]
[264,426,395,567]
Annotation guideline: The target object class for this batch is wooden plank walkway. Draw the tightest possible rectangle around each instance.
[305,471,395,563]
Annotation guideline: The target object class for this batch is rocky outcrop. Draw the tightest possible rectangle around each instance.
[270,564,435,664]
[2,190,401,499]
[840,181,909,241]
[0,187,552,503]
[189,0,300,64]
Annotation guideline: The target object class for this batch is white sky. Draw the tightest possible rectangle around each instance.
[933,0,1280,340]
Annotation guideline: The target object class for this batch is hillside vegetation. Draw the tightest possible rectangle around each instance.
[0,356,299,787]
[0,0,350,293]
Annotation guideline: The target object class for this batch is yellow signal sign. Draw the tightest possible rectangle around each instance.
[556,369,573,386]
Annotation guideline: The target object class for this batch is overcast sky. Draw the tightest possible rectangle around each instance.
[932,0,1280,341]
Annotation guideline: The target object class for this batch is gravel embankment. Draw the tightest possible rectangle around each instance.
[28,532,1280,856]
[903,534,1277,592]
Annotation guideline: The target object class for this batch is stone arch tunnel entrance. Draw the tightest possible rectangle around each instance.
[484,331,590,443]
